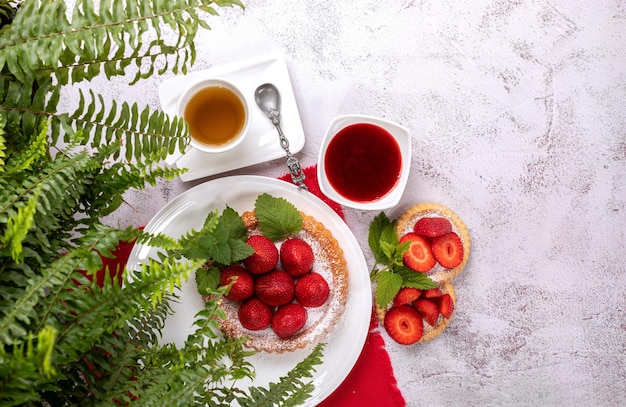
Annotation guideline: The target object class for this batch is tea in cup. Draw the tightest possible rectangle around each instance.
[176,78,249,153]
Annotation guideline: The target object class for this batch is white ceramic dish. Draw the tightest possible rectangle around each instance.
[159,53,305,182]
[126,176,371,406]
[317,114,412,210]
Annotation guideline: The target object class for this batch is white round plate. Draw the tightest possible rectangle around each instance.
[126,175,371,406]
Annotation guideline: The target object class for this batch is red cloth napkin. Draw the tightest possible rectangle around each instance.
[280,165,405,407]
[94,165,406,406]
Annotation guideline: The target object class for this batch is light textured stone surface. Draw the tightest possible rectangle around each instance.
[73,1,625,405]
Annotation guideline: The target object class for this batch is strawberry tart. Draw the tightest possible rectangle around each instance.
[216,210,349,353]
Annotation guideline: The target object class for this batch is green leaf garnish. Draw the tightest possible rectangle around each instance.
[195,266,220,297]
[228,238,255,263]
[368,211,436,308]
[255,193,302,241]
[374,270,403,309]
[397,268,438,290]
[219,206,248,241]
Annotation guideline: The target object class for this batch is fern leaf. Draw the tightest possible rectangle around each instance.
[0,114,7,170]
[0,0,244,87]
[53,89,190,162]
[0,184,40,263]
[3,120,48,174]
[0,326,58,406]
[237,343,325,407]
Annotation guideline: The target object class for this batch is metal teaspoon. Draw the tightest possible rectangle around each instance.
[254,83,308,190]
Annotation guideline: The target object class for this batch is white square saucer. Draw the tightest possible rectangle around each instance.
[159,52,305,182]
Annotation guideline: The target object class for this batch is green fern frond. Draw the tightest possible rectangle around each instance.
[0,326,58,407]
[3,119,48,174]
[0,113,6,170]
[0,223,132,346]
[52,88,189,162]
[0,0,243,85]
[0,184,40,263]
[81,161,185,218]
[238,343,325,407]
[138,230,183,252]
[53,300,173,405]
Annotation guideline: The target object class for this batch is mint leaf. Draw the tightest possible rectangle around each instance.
[379,240,397,264]
[397,268,438,290]
[394,240,411,267]
[368,212,400,265]
[380,220,398,245]
[368,212,390,263]
[228,238,255,263]
[195,266,220,296]
[375,270,403,309]
[220,206,247,240]
[199,226,231,265]
[255,193,302,241]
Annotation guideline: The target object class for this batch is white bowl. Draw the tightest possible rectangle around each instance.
[317,114,411,210]
[176,78,250,154]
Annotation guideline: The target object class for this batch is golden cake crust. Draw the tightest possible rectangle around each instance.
[217,211,349,353]
[396,202,471,283]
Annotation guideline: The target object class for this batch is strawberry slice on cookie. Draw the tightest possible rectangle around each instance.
[383,305,424,345]
[400,233,436,272]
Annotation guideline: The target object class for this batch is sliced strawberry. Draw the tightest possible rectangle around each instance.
[400,233,436,272]
[272,303,308,339]
[436,293,454,319]
[383,305,424,345]
[255,269,295,307]
[243,235,279,274]
[413,298,439,326]
[392,287,422,307]
[219,265,255,302]
[413,217,452,237]
[431,232,464,268]
[421,287,443,299]
[238,298,273,331]
[280,238,314,277]
[295,272,329,308]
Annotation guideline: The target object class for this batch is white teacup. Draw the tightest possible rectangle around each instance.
[176,78,250,154]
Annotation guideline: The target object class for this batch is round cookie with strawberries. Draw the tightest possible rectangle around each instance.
[396,202,471,283]
[368,203,470,345]
[214,194,349,353]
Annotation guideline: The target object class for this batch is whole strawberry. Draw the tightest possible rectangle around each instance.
[280,238,314,277]
[295,272,329,307]
[219,265,254,302]
[243,235,279,274]
[413,217,452,237]
[255,269,295,307]
[272,303,308,339]
[238,298,273,331]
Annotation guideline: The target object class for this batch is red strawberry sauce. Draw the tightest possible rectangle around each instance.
[324,123,401,202]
